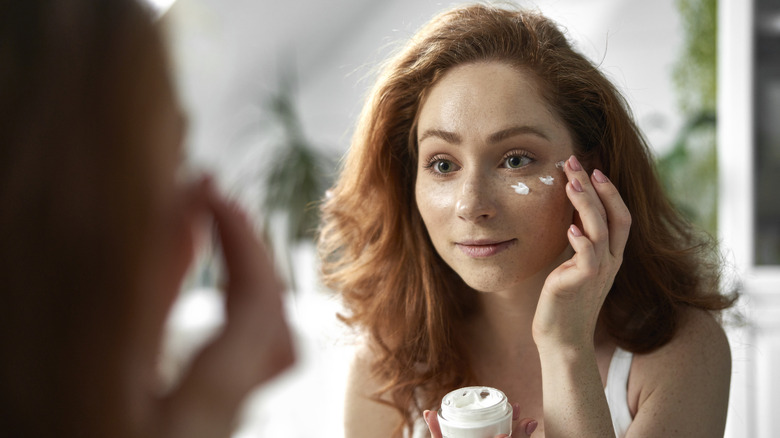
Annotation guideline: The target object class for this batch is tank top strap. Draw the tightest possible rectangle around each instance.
[604,346,634,438]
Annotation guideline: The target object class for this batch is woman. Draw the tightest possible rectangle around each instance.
[318,4,734,437]
[0,1,293,437]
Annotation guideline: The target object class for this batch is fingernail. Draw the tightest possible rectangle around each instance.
[571,177,583,192]
[423,410,430,425]
[568,155,583,171]
[592,168,609,183]
[570,224,583,237]
[512,402,520,420]
[526,420,538,435]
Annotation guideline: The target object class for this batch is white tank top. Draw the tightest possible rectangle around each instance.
[409,347,634,438]
[604,346,634,437]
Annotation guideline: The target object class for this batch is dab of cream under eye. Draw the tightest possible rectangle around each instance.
[511,182,529,195]
[539,176,554,185]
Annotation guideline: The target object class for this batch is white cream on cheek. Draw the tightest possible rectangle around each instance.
[510,181,529,195]
[510,159,568,195]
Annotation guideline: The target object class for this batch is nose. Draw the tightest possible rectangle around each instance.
[456,173,496,223]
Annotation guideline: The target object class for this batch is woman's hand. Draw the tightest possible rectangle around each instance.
[156,179,295,438]
[423,404,538,437]
[532,155,631,352]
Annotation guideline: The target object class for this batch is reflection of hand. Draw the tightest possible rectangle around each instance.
[423,404,538,437]
[156,179,295,438]
[533,155,631,352]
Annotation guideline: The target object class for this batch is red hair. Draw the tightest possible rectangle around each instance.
[318,4,734,435]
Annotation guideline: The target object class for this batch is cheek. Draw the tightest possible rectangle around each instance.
[505,183,573,251]
[415,177,457,234]
[507,184,571,220]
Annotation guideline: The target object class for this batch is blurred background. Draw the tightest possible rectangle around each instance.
[146,0,780,436]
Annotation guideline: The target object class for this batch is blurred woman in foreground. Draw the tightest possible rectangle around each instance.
[0,1,294,436]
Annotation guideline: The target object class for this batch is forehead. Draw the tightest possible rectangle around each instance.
[417,62,571,146]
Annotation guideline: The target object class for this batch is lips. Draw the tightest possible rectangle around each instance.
[455,239,517,258]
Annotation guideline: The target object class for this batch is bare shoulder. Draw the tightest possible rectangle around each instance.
[633,307,731,375]
[344,341,404,438]
[626,307,731,437]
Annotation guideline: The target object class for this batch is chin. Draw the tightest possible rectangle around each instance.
[455,266,527,293]
[447,248,571,293]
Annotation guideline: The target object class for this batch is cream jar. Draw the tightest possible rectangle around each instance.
[437,386,512,438]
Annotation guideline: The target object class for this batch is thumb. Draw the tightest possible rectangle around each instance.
[424,410,443,438]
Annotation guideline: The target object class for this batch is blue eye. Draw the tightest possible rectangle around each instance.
[504,154,533,169]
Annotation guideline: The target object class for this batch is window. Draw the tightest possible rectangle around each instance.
[755,0,780,266]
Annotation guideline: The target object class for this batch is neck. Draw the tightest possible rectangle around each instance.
[466,273,546,359]
[465,275,614,363]
[464,246,573,358]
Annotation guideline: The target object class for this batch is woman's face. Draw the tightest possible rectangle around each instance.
[414,62,575,293]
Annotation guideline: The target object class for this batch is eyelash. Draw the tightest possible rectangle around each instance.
[422,154,458,177]
[422,149,536,178]
[500,150,535,170]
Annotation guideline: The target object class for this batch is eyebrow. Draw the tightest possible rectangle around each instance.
[488,125,551,143]
[417,125,551,145]
[418,129,462,145]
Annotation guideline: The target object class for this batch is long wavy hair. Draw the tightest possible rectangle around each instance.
[318,4,734,435]
[0,1,167,436]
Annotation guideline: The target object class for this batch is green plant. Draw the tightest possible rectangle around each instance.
[656,0,718,236]
[259,72,334,289]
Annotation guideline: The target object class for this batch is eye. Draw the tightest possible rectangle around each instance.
[502,153,534,169]
[435,160,457,174]
[424,155,461,176]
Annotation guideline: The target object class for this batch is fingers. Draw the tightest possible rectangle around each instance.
[205,182,283,303]
[517,418,539,436]
[203,182,294,376]
[512,401,538,436]
[590,169,631,259]
[565,156,608,254]
[423,410,443,438]
[564,156,630,260]
[160,181,295,437]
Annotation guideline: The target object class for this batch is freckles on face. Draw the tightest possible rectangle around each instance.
[413,62,576,292]
[415,162,572,292]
